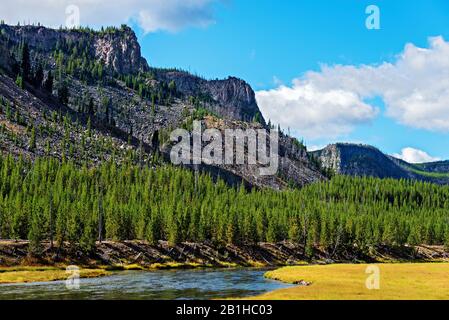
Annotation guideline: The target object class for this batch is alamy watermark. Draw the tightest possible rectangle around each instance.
[365,265,381,290]
[366,5,381,30]
[65,4,80,29]
[66,265,80,290]
[170,121,279,176]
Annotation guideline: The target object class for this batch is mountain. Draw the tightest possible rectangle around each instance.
[0,24,149,75]
[312,143,449,184]
[154,70,263,124]
[0,23,325,189]
[411,160,449,174]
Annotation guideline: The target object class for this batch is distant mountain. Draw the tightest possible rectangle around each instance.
[311,143,449,184]
[411,160,449,174]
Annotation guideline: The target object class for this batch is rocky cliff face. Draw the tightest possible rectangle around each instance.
[0,24,265,124]
[161,116,324,190]
[154,70,264,123]
[312,143,449,184]
[93,27,149,75]
[0,24,149,75]
[313,144,342,173]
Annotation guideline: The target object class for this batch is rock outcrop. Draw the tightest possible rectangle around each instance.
[161,116,325,190]
[312,143,449,184]
[0,24,149,75]
[154,70,264,123]
[312,143,410,179]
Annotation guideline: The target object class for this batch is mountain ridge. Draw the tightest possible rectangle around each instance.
[312,143,449,184]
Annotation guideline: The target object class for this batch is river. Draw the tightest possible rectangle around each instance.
[0,268,292,300]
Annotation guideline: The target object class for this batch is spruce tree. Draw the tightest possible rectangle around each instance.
[57,81,69,104]
[20,43,31,81]
[44,71,54,93]
[29,126,36,151]
[34,63,44,87]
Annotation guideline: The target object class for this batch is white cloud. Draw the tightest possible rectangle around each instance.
[256,36,449,139]
[393,147,441,164]
[1,0,217,33]
[256,79,379,139]
[308,145,326,152]
[272,76,283,86]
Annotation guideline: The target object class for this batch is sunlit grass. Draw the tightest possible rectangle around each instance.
[149,262,210,269]
[0,267,110,284]
[252,263,449,300]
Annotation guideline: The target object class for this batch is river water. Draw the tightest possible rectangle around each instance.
[0,269,292,300]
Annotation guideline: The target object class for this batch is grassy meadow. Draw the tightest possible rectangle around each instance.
[254,263,449,300]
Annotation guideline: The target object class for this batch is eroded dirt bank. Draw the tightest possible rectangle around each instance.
[0,240,448,268]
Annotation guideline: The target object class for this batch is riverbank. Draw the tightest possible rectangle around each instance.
[0,240,448,284]
[252,263,449,300]
[1,240,448,267]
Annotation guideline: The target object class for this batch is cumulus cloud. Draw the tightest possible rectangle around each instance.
[256,36,449,139]
[257,79,379,139]
[393,147,441,164]
[2,0,217,33]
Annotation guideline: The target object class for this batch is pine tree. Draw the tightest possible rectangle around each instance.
[305,229,315,260]
[29,126,36,151]
[444,226,449,250]
[34,63,44,87]
[15,75,23,89]
[44,71,54,93]
[5,100,11,120]
[88,97,95,115]
[253,112,262,124]
[28,208,44,256]
[20,43,31,81]
[87,117,92,138]
[58,81,69,104]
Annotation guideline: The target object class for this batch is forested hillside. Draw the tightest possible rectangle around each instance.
[1,154,448,256]
[0,23,325,189]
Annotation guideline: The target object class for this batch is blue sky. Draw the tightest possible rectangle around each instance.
[135,0,449,162]
[139,0,441,88]
[4,0,449,162]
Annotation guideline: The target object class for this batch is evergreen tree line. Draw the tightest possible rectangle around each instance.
[0,154,449,254]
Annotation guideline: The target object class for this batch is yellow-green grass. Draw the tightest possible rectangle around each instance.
[148,262,213,270]
[109,262,216,271]
[253,263,449,300]
[0,266,110,284]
